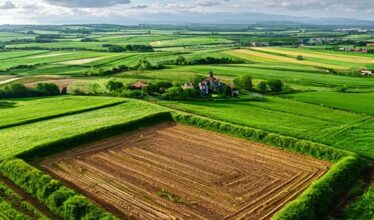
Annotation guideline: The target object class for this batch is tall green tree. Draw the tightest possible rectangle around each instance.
[234,75,253,91]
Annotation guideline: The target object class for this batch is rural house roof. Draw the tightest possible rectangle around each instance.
[132,81,148,89]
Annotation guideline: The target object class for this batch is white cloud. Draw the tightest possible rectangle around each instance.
[0,1,16,9]
[0,0,373,24]
[43,0,131,8]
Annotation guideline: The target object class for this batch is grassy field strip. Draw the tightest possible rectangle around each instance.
[226,49,348,70]
[27,52,76,59]
[0,51,49,61]
[329,118,374,160]
[253,47,374,64]
[158,96,374,160]
[0,100,168,160]
[150,37,233,47]
[0,51,107,70]
[286,92,374,116]
[285,47,374,59]
[59,57,104,65]
[0,96,126,129]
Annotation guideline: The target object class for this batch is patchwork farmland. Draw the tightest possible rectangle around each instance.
[41,123,330,220]
[0,23,373,220]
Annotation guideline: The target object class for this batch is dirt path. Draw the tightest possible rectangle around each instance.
[0,77,23,85]
[60,57,102,65]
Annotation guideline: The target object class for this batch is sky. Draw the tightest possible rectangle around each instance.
[0,0,373,24]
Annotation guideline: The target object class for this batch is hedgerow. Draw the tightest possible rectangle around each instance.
[17,111,171,161]
[272,156,368,220]
[171,112,352,162]
[0,159,118,220]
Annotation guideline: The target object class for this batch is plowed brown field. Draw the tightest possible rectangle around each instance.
[41,123,331,220]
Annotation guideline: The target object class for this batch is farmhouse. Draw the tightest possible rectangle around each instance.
[131,80,148,90]
[199,71,227,94]
[361,69,373,76]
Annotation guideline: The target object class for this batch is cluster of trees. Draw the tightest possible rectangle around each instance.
[60,28,91,34]
[174,56,244,65]
[161,87,200,100]
[105,80,175,98]
[0,83,64,98]
[0,159,117,220]
[135,59,163,71]
[85,65,128,76]
[103,44,154,52]
[35,34,61,43]
[257,79,284,93]
[80,38,99,42]
[105,80,144,98]
[85,59,164,76]
[233,75,285,93]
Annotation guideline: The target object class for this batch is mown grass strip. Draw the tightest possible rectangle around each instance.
[0,100,168,160]
[0,100,127,130]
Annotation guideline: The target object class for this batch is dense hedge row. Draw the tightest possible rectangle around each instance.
[18,111,171,161]
[0,159,118,220]
[272,156,368,220]
[170,112,369,220]
[171,112,352,162]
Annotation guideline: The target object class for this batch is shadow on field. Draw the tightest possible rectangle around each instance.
[0,101,17,109]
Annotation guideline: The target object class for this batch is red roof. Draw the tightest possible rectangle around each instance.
[132,81,148,89]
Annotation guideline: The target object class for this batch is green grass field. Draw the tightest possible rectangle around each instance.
[159,96,374,160]
[286,92,374,115]
[0,99,167,160]
[0,96,125,128]
[150,37,233,47]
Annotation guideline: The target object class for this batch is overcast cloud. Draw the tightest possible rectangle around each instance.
[0,1,15,9]
[0,0,373,24]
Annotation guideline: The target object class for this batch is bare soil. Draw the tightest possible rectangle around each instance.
[60,57,102,65]
[25,78,76,91]
[41,123,330,220]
